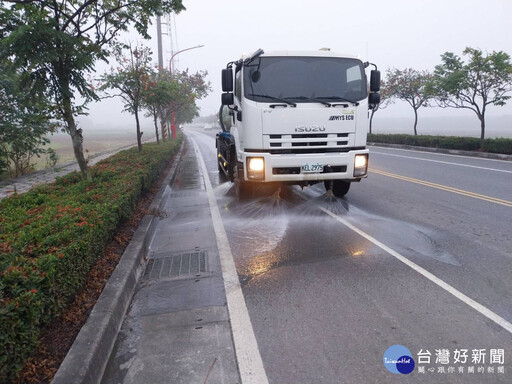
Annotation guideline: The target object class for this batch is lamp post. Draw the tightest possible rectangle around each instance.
[169,44,204,139]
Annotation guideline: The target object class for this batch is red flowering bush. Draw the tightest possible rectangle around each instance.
[0,138,181,381]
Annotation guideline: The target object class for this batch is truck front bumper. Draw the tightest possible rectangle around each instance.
[241,149,369,182]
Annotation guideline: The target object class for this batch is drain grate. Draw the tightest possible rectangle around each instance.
[143,251,208,280]
[170,191,201,198]
[179,168,200,174]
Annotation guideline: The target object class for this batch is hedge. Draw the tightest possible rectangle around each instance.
[481,138,512,154]
[367,134,512,155]
[0,136,182,382]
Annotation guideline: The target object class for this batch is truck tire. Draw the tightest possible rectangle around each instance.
[216,138,226,172]
[332,180,350,197]
[234,164,251,200]
[228,144,236,182]
[216,136,231,182]
[217,151,223,172]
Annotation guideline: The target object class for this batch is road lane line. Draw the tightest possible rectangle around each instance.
[314,203,512,335]
[192,138,269,384]
[370,169,512,208]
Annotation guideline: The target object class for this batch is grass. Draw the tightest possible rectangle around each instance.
[33,130,144,170]
[1,130,154,182]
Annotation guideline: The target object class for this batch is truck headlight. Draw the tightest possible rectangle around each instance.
[247,157,265,180]
[353,154,368,177]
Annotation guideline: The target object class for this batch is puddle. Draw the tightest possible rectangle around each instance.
[224,212,290,260]
[347,206,461,266]
[213,181,461,287]
[235,214,368,286]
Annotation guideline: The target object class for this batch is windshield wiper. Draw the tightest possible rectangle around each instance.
[285,96,332,107]
[248,94,297,107]
[317,96,359,106]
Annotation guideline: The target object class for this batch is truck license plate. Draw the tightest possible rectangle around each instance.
[301,163,324,173]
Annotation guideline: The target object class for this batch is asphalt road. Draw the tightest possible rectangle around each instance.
[187,127,512,384]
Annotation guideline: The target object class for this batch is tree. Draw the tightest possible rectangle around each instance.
[0,60,53,177]
[158,69,211,134]
[169,69,211,119]
[141,70,179,143]
[0,0,185,180]
[368,80,393,134]
[101,44,152,152]
[386,68,432,135]
[429,47,512,144]
[175,100,199,125]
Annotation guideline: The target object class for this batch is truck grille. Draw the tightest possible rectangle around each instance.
[266,133,350,151]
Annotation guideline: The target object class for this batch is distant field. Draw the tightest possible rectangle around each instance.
[372,115,512,138]
[33,129,148,170]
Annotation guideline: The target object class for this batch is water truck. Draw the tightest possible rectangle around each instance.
[216,48,380,198]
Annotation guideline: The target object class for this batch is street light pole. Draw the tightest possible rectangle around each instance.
[169,45,204,139]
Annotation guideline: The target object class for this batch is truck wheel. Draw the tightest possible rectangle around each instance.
[217,153,224,173]
[217,153,223,172]
[216,139,226,172]
[228,145,236,182]
[332,180,350,197]
[234,164,252,200]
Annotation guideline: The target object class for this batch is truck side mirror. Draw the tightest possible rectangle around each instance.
[221,92,234,106]
[370,70,380,92]
[368,92,380,106]
[222,68,233,92]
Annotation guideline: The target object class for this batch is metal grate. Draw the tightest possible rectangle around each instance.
[179,168,200,174]
[143,251,208,280]
[266,133,352,152]
[170,191,201,198]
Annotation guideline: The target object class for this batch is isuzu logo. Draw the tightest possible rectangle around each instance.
[295,126,326,132]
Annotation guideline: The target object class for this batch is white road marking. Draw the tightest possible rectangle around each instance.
[371,150,512,174]
[192,138,269,384]
[370,145,512,163]
[315,203,512,335]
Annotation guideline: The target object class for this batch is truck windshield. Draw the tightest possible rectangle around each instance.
[244,56,367,104]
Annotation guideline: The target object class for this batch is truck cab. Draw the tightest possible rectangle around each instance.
[217,49,380,198]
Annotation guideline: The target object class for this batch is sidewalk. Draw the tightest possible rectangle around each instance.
[52,136,240,384]
[0,135,156,201]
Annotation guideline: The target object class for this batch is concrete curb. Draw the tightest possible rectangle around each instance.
[368,142,512,161]
[51,141,185,384]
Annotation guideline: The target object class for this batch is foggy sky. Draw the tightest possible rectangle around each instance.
[87,0,512,129]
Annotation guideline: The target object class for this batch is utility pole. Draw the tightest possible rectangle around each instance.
[156,16,164,71]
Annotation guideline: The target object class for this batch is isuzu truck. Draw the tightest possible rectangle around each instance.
[216,48,380,198]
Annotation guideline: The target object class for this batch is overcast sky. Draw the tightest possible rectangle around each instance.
[87,0,512,128]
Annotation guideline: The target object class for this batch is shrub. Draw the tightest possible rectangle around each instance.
[0,136,181,381]
[482,138,512,155]
[368,134,511,154]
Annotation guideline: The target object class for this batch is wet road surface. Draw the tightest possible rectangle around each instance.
[189,127,512,384]
[103,127,512,384]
